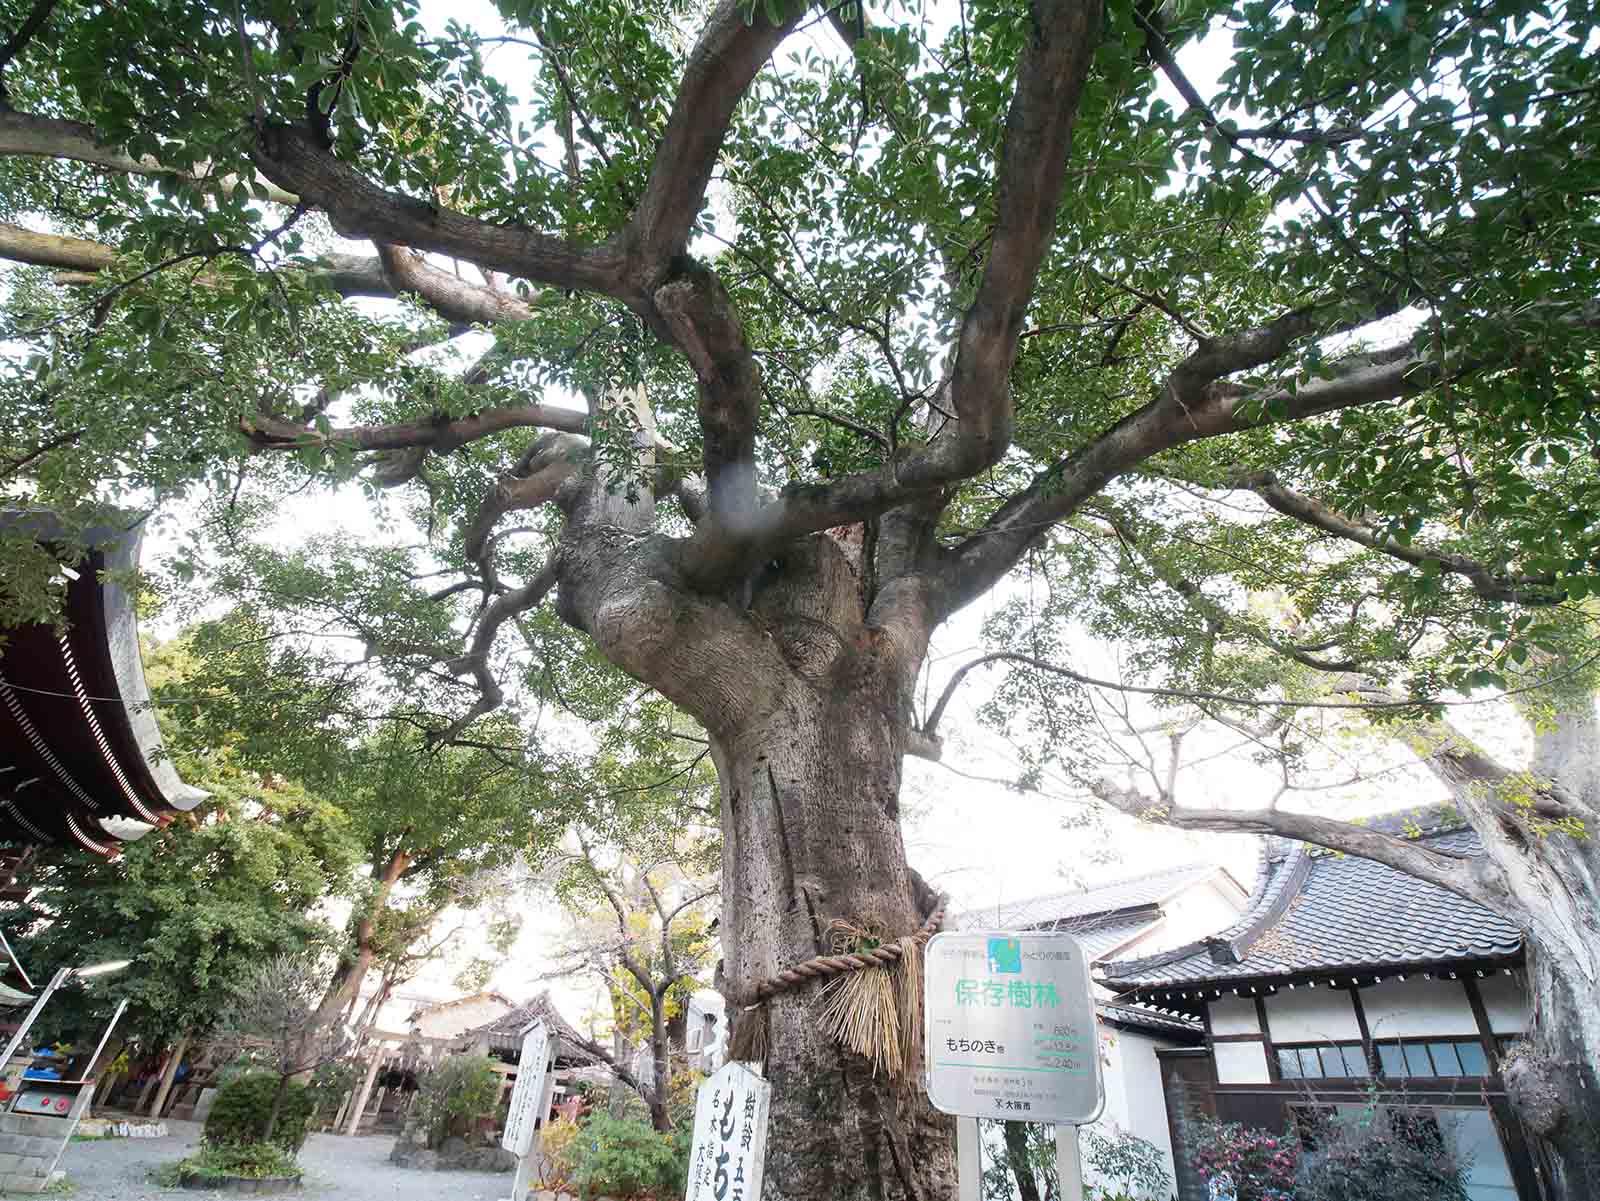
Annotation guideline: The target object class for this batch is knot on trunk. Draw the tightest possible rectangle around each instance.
[1501,1038,1569,1137]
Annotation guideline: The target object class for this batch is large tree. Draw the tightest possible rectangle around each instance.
[1,0,1597,1196]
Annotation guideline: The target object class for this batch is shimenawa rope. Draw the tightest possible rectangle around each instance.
[728,896,947,1007]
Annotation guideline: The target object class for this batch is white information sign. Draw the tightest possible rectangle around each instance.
[923,930,1102,1124]
[684,1061,771,1201]
[500,1020,551,1156]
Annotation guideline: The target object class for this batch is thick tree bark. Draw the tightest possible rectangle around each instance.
[711,672,953,1201]
[1510,941,1600,1198]
[554,450,951,1199]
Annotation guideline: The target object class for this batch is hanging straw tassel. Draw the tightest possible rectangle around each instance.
[727,1003,769,1064]
[815,920,929,1078]
[894,932,924,1075]
[720,896,945,1073]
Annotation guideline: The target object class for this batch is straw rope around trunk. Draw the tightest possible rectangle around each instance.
[725,896,947,1066]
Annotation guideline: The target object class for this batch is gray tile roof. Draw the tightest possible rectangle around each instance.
[1097,1000,1203,1040]
[1074,915,1166,964]
[956,863,1231,931]
[460,991,600,1065]
[1099,812,1523,992]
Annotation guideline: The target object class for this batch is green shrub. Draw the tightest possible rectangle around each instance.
[414,1055,504,1149]
[203,1073,314,1154]
[540,1117,581,1193]
[168,1141,302,1183]
[570,1112,690,1200]
[1297,1105,1469,1201]
[1083,1127,1173,1201]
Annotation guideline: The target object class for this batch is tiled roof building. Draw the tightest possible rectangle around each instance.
[1098,807,1538,1201]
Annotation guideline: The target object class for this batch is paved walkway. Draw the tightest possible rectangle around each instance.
[57,1120,524,1200]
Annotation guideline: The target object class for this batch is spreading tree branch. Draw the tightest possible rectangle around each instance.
[1092,777,1485,901]
[1237,470,1565,605]
[673,0,1105,584]
[935,322,1509,613]
[0,110,299,203]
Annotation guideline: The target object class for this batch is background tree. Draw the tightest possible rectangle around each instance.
[146,611,570,1026]
[1,0,1597,1195]
[4,769,356,1116]
[546,825,718,1132]
[212,953,354,1141]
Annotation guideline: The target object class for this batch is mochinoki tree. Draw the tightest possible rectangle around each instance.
[0,0,1597,1196]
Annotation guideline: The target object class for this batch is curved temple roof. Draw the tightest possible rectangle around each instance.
[1099,808,1523,1009]
[0,511,207,854]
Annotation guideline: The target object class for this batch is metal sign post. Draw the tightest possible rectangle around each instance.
[923,931,1103,1201]
[500,1020,550,1201]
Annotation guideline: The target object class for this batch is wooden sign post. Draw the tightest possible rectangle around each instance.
[923,931,1104,1201]
[500,1020,550,1201]
[684,1061,770,1201]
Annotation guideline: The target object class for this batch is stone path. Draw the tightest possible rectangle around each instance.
[55,1121,525,1200]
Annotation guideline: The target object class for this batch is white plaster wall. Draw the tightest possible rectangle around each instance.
[1095,1031,1133,1135]
[1078,1029,1182,1197]
[1361,977,1478,1039]
[1207,995,1260,1036]
[1476,972,1529,1034]
[1263,987,1361,1043]
[1112,1030,1181,1190]
[1212,1040,1270,1084]
[1123,880,1247,959]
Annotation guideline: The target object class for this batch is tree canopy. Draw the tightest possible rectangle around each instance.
[2,0,1597,1195]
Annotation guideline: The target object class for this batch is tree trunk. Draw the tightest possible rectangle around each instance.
[146,1030,190,1118]
[557,466,953,1197]
[1387,691,1600,1197]
[1003,1120,1044,1201]
[264,1073,291,1142]
[647,992,672,1132]
[316,848,411,1027]
[1506,943,1600,1198]
[714,689,955,1201]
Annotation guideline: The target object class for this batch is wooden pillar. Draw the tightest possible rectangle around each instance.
[345,1050,386,1136]
[147,1031,190,1118]
[133,1059,163,1114]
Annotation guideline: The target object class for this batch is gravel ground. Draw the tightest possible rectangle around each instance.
[55,1121,523,1200]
